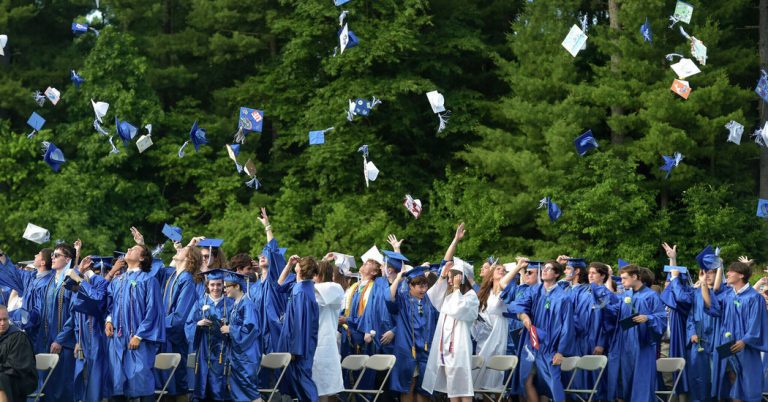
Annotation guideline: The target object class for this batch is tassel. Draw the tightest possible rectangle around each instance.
[245,177,261,189]
[90,27,100,36]
[108,136,120,154]
[27,130,38,139]
[339,10,349,27]
[412,346,416,359]
[665,53,684,62]
[33,91,46,107]
[370,96,382,109]
[678,26,691,40]
[178,141,189,158]
[437,110,451,133]
[94,119,109,135]
[232,127,246,144]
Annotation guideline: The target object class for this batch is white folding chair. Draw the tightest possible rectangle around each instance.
[154,353,182,402]
[186,353,196,394]
[655,357,686,402]
[343,354,396,402]
[471,354,485,370]
[341,354,370,391]
[27,353,59,402]
[258,352,291,402]
[564,355,608,402]
[474,355,519,402]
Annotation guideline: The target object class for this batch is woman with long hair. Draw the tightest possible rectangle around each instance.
[311,258,345,401]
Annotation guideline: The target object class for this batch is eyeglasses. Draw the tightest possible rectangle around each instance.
[524,271,535,276]
[53,253,68,259]
[223,284,235,289]
[201,254,210,259]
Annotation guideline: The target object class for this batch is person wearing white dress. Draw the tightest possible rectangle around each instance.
[421,223,479,402]
[473,260,525,389]
[312,258,346,401]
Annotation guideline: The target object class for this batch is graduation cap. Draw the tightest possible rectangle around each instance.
[26,112,45,138]
[63,271,81,291]
[41,141,66,172]
[426,90,451,133]
[663,265,688,274]
[566,258,587,268]
[574,130,599,156]
[452,256,474,284]
[72,22,89,35]
[503,262,517,272]
[669,1,693,28]
[91,100,109,135]
[70,70,85,89]
[347,97,381,121]
[23,223,50,244]
[538,196,562,222]
[753,122,768,148]
[361,245,384,266]
[670,58,700,79]
[198,238,224,248]
[403,194,422,218]
[617,258,630,269]
[562,24,587,57]
[136,124,153,153]
[640,17,652,42]
[225,144,243,173]
[115,117,138,146]
[243,159,261,189]
[404,266,427,281]
[725,121,744,145]
[90,256,113,272]
[671,79,692,99]
[756,70,768,103]
[758,198,768,218]
[44,87,60,106]
[32,90,46,107]
[338,23,359,54]
[660,152,683,179]
[161,224,183,243]
[358,145,379,187]
[223,270,248,288]
[334,0,351,5]
[0,34,7,56]
[202,268,227,281]
[382,250,410,272]
[308,127,334,145]
[234,107,264,144]
[190,120,208,152]
[333,252,357,275]
[695,245,722,270]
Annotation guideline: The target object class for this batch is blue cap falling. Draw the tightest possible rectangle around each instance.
[347,97,381,121]
[178,120,207,157]
[660,152,683,179]
[234,107,264,144]
[72,22,89,35]
[161,224,183,243]
[41,141,66,172]
[566,258,587,268]
[617,258,630,269]
[338,24,359,54]
[538,196,562,222]
[640,17,652,42]
[574,130,599,156]
[198,238,224,248]
[309,127,335,145]
[27,112,45,138]
[756,70,768,103]
[382,250,410,272]
[757,198,768,218]
[695,245,721,270]
[334,0,351,5]
[115,117,138,146]
[70,70,85,89]
[225,144,242,173]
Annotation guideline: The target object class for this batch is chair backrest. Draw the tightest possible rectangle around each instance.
[186,353,196,369]
[35,353,59,371]
[560,356,580,372]
[576,355,608,371]
[471,355,485,370]
[154,353,182,371]
[485,355,519,372]
[341,354,369,371]
[261,352,291,369]
[365,354,396,371]
[656,357,685,373]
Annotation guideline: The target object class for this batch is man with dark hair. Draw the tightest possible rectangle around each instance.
[704,261,768,402]
[509,260,574,402]
[0,305,37,402]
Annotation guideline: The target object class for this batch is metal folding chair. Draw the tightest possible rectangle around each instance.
[474,355,519,402]
[153,353,182,402]
[186,353,196,394]
[27,353,59,402]
[564,355,608,402]
[655,357,686,402]
[258,352,292,402]
[343,354,396,402]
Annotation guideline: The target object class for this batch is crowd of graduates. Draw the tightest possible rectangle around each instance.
[0,211,768,402]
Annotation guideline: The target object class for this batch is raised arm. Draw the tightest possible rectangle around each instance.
[390,271,404,301]
[499,257,527,289]
[443,222,465,262]
[387,234,404,254]
[278,255,298,286]
[700,269,712,310]
[713,266,723,292]
[258,207,274,243]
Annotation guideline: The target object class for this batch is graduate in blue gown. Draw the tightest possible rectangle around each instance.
[659,244,693,397]
[559,258,591,392]
[602,265,666,402]
[508,260,574,402]
[703,261,768,402]
[155,245,201,397]
[580,262,613,401]
[686,263,723,402]
[185,269,233,401]
[277,255,320,402]
[255,210,290,355]
[68,256,112,402]
[221,271,262,402]
[386,266,436,400]
[98,244,165,401]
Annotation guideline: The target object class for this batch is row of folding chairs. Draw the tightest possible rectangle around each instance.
[470,354,520,402]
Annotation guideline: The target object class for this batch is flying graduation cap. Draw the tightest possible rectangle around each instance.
[71,22,99,36]
[41,141,66,172]
[562,24,588,57]
[0,35,7,56]
[234,107,264,144]
[756,70,768,103]
[44,87,60,106]
[179,120,207,157]
[695,245,722,270]
[660,152,683,178]
[70,70,85,89]
[538,196,562,222]
[23,223,50,244]
[574,129,599,156]
[757,198,768,219]
[226,144,243,173]
[403,194,422,218]
[640,17,652,42]
[161,224,183,243]
[91,100,109,135]
[338,23,359,54]
[309,127,335,145]
[358,145,379,187]
[725,121,744,145]
[26,112,45,138]
[669,1,693,28]
[426,90,451,133]
[347,97,381,121]
[243,159,261,189]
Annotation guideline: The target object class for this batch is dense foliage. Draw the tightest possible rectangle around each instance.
[0,0,765,276]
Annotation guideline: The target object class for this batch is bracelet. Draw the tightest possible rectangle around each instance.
[264,225,272,232]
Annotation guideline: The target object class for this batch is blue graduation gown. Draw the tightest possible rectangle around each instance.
[508,283,574,402]
[226,296,262,402]
[258,239,289,355]
[277,280,319,402]
[686,286,722,402]
[72,274,111,402]
[386,286,436,395]
[708,285,768,402]
[660,277,693,395]
[500,282,529,397]
[0,260,52,353]
[185,294,233,401]
[565,283,604,396]
[155,268,198,396]
[105,269,165,398]
[604,285,666,402]
[590,284,621,402]
[38,270,76,402]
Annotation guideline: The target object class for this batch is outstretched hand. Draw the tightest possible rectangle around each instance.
[454,222,466,242]
[258,207,270,227]
[387,234,404,251]
[662,243,677,260]
[130,227,145,245]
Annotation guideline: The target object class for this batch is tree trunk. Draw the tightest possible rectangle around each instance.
[608,0,624,146]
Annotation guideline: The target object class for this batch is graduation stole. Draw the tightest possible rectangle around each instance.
[343,282,359,318]
[356,280,374,317]
[409,296,429,358]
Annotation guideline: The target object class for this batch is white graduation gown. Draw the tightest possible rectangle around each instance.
[422,278,479,397]
[473,290,509,389]
[312,282,346,396]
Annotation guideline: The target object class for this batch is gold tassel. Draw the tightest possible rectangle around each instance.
[425,343,429,352]
[411,346,416,359]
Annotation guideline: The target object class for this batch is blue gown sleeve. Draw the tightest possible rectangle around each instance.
[637,291,666,345]
[661,277,693,314]
[165,274,198,343]
[229,301,260,354]
[507,284,536,316]
[556,293,575,355]
[284,290,317,358]
[54,296,77,345]
[276,274,297,294]
[135,276,165,342]
[0,258,33,294]
[742,293,768,351]
[185,299,203,348]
